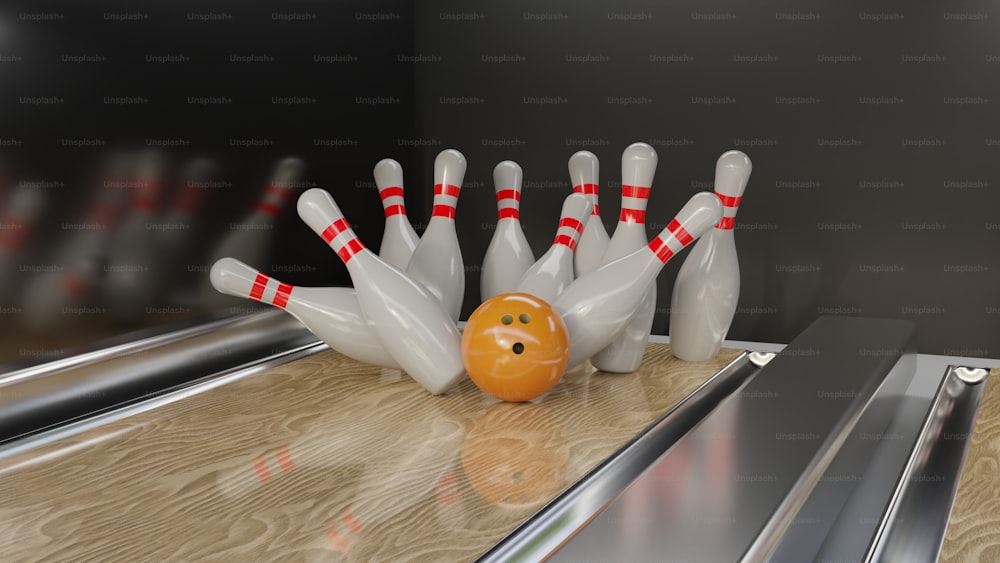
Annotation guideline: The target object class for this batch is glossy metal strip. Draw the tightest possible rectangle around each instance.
[549,316,917,563]
[867,365,990,562]
[478,350,762,563]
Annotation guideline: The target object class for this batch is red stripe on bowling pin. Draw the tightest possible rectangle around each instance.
[573,183,601,215]
[320,218,367,263]
[554,216,585,251]
[647,219,694,263]
[619,184,650,224]
[379,186,408,218]
[432,183,461,219]
[247,272,293,308]
[257,183,295,217]
[714,192,742,230]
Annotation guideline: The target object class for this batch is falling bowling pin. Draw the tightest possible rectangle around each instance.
[515,193,591,304]
[481,160,534,302]
[592,142,658,373]
[568,151,610,277]
[297,188,465,395]
[373,158,420,271]
[210,257,400,369]
[554,192,723,369]
[202,157,306,310]
[669,151,753,361]
[405,149,466,321]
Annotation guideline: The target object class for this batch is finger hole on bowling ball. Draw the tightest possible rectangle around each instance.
[512,342,525,354]
[501,314,513,325]
[519,313,531,324]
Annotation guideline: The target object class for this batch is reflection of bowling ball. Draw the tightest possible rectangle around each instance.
[461,292,569,402]
[461,402,569,510]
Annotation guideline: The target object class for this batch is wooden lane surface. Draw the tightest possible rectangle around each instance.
[941,368,1000,562]
[0,343,740,562]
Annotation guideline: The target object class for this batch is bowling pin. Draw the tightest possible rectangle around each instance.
[202,157,306,310]
[554,192,723,369]
[297,188,465,395]
[405,149,466,321]
[515,193,591,304]
[669,151,753,361]
[591,143,658,373]
[481,160,534,302]
[568,151,610,277]
[210,257,400,369]
[373,158,420,271]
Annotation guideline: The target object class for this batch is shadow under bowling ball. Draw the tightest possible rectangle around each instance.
[461,402,570,511]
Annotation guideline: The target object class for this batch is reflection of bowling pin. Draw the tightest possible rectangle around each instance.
[554,192,723,369]
[481,161,534,302]
[202,157,306,309]
[324,415,464,555]
[297,188,465,395]
[373,158,420,271]
[568,151,610,277]
[210,257,399,369]
[592,143,658,373]
[515,194,591,304]
[405,149,466,321]
[103,149,168,323]
[0,185,47,301]
[670,151,753,361]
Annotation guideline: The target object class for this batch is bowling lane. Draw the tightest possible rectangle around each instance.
[0,343,740,561]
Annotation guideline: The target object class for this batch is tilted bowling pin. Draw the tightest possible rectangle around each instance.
[554,192,723,369]
[669,151,753,361]
[202,157,306,309]
[405,149,466,321]
[210,257,400,369]
[297,188,465,395]
[515,193,591,304]
[481,161,534,302]
[568,151,610,277]
[373,158,420,271]
[592,143,658,373]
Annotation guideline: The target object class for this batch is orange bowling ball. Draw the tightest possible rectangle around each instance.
[461,292,570,402]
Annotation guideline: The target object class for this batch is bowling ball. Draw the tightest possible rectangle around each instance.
[461,402,569,510]
[461,292,569,402]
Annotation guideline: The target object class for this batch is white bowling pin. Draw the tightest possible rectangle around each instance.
[481,161,534,302]
[373,158,420,271]
[515,193,591,304]
[210,257,400,369]
[568,151,610,277]
[591,143,658,373]
[669,151,753,361]
[405,149,466,321]
[554,192,723,369]
[297,188,465,395]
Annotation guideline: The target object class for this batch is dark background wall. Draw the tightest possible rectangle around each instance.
[0,0,997,366]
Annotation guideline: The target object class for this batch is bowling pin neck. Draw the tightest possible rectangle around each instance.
[647,219,695,264]
[554,217,584,252]
[211,259,295,309]
[495,188,521,220]
[618,184,650,225]
[317,216,369,265]
[572,183,601,216]
[714,191,741,230]
[379,185,408,218]
[431,182,460,222]
[129,180,161,213]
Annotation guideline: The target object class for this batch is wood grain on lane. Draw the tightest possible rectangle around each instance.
[0,344,739,562]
